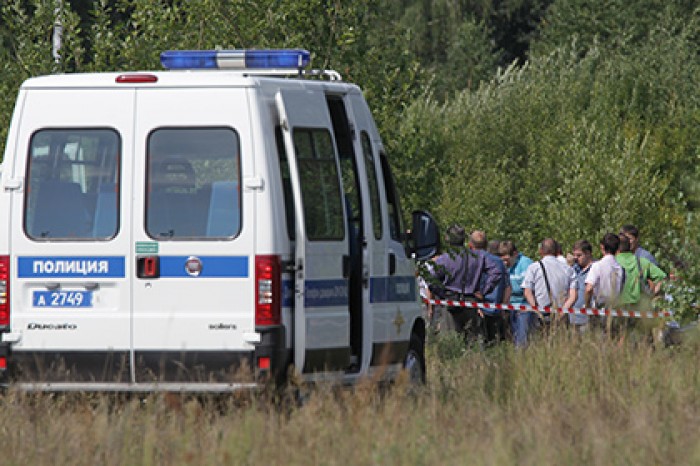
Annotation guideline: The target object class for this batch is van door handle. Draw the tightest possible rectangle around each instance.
[389,253,397,276]
[342,255,351,279]
[84,282,99,291]
[137,256,160,279]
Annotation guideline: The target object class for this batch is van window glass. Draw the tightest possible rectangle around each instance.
[293,129,344,241]
[275,126,295,240]
[146,128,240,240]
[25,129,120,240]
[361,132,382,240]
[379,151,403,241]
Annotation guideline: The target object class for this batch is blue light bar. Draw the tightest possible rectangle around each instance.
[160,49,311,70]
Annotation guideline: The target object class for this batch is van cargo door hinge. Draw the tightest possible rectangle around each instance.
[4,178,23,192]
[244,176,264,191]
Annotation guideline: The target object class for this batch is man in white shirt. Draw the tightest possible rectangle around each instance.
[520,238,577,347]
[584,233,624,308]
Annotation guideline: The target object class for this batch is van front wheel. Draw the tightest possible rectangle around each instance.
[404,333,426,385]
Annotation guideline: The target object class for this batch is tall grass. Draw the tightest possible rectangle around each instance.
[1,331,699,465]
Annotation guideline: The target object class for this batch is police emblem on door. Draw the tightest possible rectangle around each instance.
[185,256,203,277]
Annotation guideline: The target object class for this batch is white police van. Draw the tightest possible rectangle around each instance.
[0,49,439,391]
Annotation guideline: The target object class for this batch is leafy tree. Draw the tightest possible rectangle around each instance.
[0,0,425,162]
[0,0,83,157]
[395,10,700,278]
[534,0,700,57]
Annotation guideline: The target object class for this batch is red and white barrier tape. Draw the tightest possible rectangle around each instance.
[423,298,673,319]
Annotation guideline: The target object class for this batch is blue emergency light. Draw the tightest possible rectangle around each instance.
[160,49,311,70]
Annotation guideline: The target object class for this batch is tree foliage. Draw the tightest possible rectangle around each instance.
[396,9,700,272]
[0,0,425,157]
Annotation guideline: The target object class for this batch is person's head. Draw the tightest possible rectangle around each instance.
[554,240,563,257]
[572,239,593,268]
[469,230,487,250]
[538,238,557,257]
[618,234,632,253]
[487,239,500,255]
[619,224,640,252]
[445,224,466,247]
[600,233,620,255]
[498,240,518,268]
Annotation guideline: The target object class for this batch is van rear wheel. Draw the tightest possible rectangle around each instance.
[404,333,426,385]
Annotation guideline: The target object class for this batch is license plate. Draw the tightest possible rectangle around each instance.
[33,291,93,308]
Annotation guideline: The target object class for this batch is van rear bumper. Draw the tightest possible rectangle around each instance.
[8,381,260,393]
[2,326,289,390]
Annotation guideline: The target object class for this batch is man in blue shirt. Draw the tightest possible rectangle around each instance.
[470,231,511,344]
[571,239,594,332]
[620,224,658,266]
[498,240,533,346]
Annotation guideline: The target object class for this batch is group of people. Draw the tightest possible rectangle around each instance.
[422,224,667,348]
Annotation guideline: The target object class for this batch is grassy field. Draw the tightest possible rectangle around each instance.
[1,329,699,465]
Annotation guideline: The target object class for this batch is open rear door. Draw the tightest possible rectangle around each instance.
[276,89,351,373]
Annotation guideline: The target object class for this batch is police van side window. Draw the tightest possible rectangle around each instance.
[379,151,403,241]
[293,129,344,241]
[361,132,382,240]
[146,128,241,240]
[24,129,120,240]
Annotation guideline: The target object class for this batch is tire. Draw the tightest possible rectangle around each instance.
[404,333,426,385]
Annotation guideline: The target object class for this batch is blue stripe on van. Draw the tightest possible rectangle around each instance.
[283,277,416,307]
[282,280,294,308]
[370,276,417,303]
[282,279,349,308]
[158,256,248,278]
[305,279,349,307]
[18,256,126,278]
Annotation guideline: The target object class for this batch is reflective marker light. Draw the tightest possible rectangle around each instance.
[257,356,271,371]
[116,74,158,83]
[160,49,311,70]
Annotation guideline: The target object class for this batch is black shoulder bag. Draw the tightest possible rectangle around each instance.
[538,261,554,307]
[635,255,652,296]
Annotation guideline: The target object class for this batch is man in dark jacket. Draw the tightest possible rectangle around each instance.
[430,224,503,344]
[470,230,510,344]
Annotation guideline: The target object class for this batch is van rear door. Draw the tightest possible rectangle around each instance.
[276,88,352,373]
[9,88,132,383]
[131,87,256,384]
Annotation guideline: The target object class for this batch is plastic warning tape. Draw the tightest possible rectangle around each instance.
[423,298,673,319]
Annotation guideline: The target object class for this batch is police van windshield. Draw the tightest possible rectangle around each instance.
[146,127,241,240]
[24,129,120,240]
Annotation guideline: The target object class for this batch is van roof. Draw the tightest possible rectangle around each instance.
[21,70,360,92]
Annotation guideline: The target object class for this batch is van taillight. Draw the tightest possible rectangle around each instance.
[255,255,281,326]
[0,256,9,328]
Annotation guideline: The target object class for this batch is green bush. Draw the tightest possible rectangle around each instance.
[391,19,700,321]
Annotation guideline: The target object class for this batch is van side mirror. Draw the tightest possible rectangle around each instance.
[409,210,440,261]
